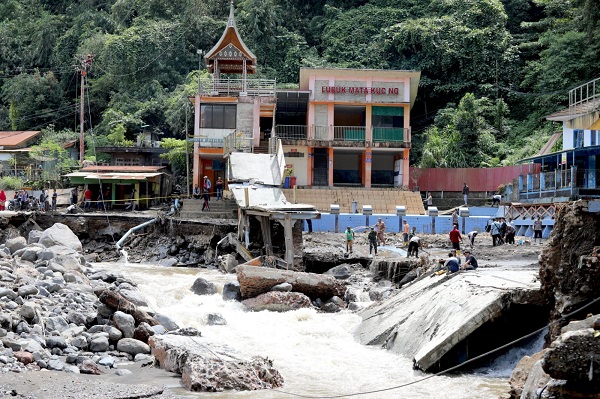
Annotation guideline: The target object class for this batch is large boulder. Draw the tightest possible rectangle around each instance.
[543,328,600,382]
[6,237,27,254]
[236,265,346,300]
[190,278,216,296]
[38,223,83,252]
[116,338,150,356]
[242,291,312,312]
[149,334,283,392]
[509,349,549,399]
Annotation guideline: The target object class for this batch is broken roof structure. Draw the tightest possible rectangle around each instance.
[227,139,319,269]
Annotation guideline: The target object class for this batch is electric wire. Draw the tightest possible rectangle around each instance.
[270,295,600,398]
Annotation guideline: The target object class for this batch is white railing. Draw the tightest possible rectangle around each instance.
[570,77,600,116]
[223,131,253,157]
[200,78,276,97]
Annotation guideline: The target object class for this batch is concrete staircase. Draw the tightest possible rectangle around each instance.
[281,187,426,215]
[179,197,238,219]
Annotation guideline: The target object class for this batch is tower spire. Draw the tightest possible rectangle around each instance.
[227,0,236,27]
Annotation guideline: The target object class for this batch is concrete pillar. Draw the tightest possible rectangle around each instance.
[364,148,372,188]
[193,94,201,189]
[328,147,334,187]
[402,148,410,188]
[259,216,273,256]
[283,214,294,269]
[307,147,314,186]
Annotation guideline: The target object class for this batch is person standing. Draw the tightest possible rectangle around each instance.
[345,226,355,253]
[203,176,212,198]
[451,209,459,230]
[505,219,516,245]
[71,187,78,206]
[462,183,469,206]
[84,187,93,210]
[202,189,210,211]
[491,218,503,246]
[215,177,224,200]
[0,189,6,211]
[367,227,377,256]
[375,218,386,246]
[424,192,433,210]
[51,188,57,211]
[533,216,543,245]
[402,220,410,246]
[449,224,463,258]
[130,186,137,211]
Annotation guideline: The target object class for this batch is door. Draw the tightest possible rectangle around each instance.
[313,148,328,186]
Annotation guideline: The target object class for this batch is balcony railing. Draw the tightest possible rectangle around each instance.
[516,167,600,200]
[274,125,409,144]
[200,78,276,97]
[569,77,600,116]
[373,127,405,142]
[333,126,366,141]
[276,125,307,140]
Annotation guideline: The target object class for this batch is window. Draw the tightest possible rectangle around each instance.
[591,130,598,146]
[201,104,236,129]
[573,130,584,148]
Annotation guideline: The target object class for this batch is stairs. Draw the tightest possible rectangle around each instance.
[253,139,269,154]
[179,197,238,219]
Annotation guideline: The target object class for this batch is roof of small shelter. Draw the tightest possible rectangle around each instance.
[80,165,166,173]
[204,1,257,75]
[0,131,41,148]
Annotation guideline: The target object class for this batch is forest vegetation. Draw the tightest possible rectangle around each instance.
[0,0,599,168]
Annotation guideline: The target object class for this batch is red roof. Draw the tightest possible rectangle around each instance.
[80,165,166,172]
[0,131,41,148]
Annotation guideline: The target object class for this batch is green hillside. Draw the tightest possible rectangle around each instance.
[0,0,598,166]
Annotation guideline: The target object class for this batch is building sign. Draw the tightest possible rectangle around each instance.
[187,138,224,144]
[365,150,372,163]
[561,153,567,165]
[322,86,399,95]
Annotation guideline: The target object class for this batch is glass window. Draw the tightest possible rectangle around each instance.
[591,130,597,146]
[573,130,584,148]
[201,104,236,129]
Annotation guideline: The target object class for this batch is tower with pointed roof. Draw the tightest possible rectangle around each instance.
[204,1,257,93]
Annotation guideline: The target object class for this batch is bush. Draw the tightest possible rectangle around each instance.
[0,176,23,190]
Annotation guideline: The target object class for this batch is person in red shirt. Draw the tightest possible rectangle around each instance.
[84,187,93,210]
[449,225,463,258]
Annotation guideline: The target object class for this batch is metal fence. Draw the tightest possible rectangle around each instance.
[223,131,253,157]
[275,125,307,140]
[373,127,405,142]
[333,126,366,141]
[200,78,276,97]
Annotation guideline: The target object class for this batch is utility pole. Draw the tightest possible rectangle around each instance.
[185,103,190,198]
[79,54,92,164]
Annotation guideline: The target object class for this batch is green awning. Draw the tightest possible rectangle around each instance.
[372,106,404,116]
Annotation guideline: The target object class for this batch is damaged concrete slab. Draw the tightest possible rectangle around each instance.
[354,269,542,371]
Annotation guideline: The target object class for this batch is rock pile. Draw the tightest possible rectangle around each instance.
[0,222,281,392]
[0,223,165,375]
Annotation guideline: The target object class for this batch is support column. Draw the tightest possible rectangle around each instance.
[328,147,334,187]
[282,214,294,269]
[364,148,372,188]
[307,147,314,186]
[259,216,273,256]
[193,94,201,188]
[402,148,410,188]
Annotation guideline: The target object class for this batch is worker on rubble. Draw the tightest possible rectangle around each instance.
[368,227,377,257]
[345,226,355,254]
[375,218,386,246]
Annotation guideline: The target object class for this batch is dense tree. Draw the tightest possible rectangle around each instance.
[0,0,597,169]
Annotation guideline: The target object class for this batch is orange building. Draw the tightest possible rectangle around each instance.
[192,3,420,190]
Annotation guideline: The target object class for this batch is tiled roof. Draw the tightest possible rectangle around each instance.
[0,131,41,147]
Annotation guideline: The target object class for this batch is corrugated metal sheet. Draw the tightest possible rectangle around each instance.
[409,165,540,192]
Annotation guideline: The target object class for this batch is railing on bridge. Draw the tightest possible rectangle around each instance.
[200,78,276,97]
[518,166,600,200]
[569,77,600,116]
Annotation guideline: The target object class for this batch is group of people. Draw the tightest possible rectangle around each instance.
[193,176,224,212]
[487,217,517,246]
